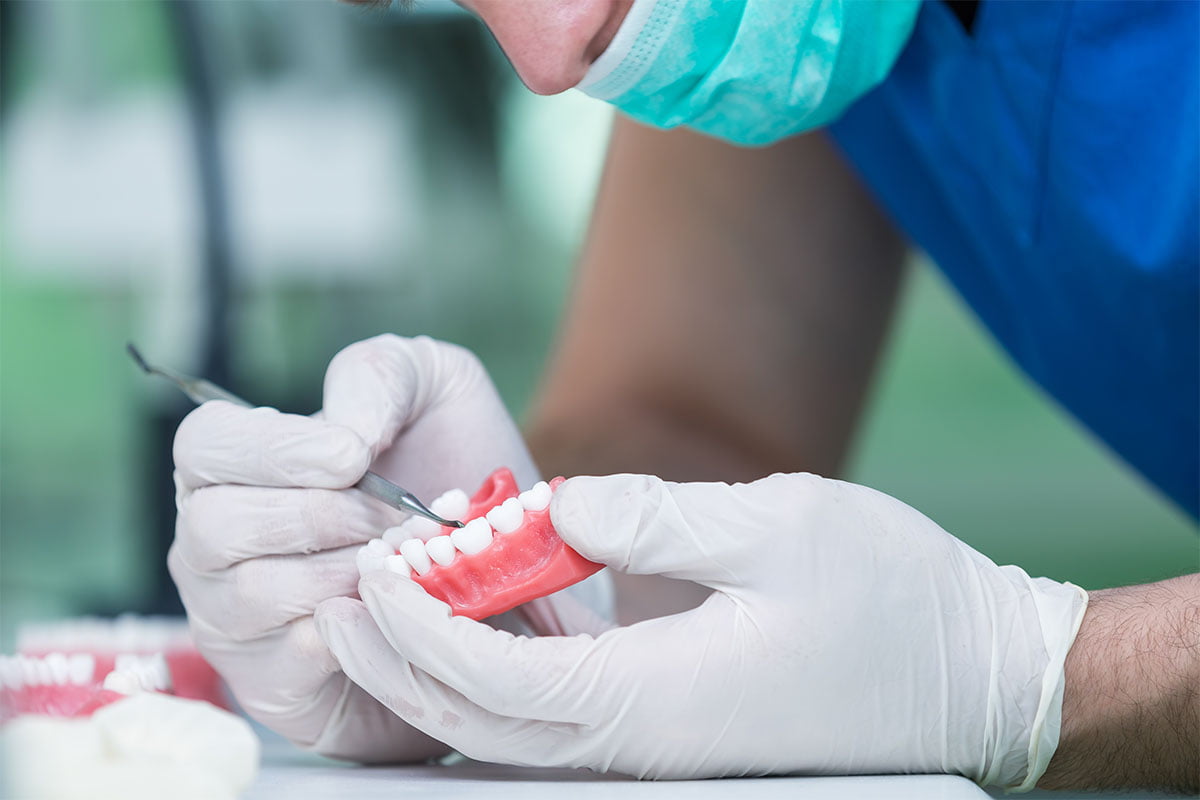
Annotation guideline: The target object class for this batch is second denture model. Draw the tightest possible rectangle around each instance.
[355,469,603,620]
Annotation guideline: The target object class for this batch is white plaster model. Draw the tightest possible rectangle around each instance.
[2,650,259,800]
[2,693,260,800]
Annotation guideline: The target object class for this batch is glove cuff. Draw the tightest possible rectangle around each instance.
[1009,579,1088,792]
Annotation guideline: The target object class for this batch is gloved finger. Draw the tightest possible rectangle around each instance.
[550,472,810,585]
[322,334,488,458]
[322,335,540,492]
[188,611,448,764]
[356,572,607,724]
[187,614,358,751]
[322,335,426,459]
[176,485,403,572]
[309,674,452,765]
[189,613,337,708]
[174,401,368,492]
[169,543,361,643]
[315,597,591,769]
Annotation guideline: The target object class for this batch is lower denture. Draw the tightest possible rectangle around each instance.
[0,652,163,723]
[1,680,126,721]
[409,469,602,620]
[16,617,229,711]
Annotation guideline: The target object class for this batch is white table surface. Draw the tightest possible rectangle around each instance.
[246,733,1185,800]
[244,761,991,800]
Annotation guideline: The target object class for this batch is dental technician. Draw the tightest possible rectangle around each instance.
[169,0,1199,793]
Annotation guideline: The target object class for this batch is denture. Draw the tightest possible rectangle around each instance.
[16,615,228,709]
[0,652,137,721]
[356,468,603,620]
[0,651,259,800]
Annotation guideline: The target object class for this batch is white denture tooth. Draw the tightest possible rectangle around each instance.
[384,553,412,578]
[425,535,456,566]
[518,481,552,512]
[405,515,444,541]
[451,518,493,556]
[382,521,416,547]
[25,656,45,687]
[45,653,69,685]
[356,545,388,577]
[103,668,141,695]
[32,657,52,686]
[365,538,393,556]
[486,497,525,534]
[8,656,28,689]
[145,653,172,692]
[399,538,433,575]
[430,488,469,522]
[66,653,95,685]
[106,653,170,694]
[0,656,22,689]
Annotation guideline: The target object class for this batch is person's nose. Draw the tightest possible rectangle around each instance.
[461,0,632,95]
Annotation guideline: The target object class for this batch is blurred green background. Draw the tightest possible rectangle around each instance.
[1,0,1195,650]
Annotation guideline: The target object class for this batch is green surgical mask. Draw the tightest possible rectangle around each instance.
[576,0,920,146]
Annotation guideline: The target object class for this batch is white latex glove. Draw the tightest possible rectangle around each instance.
[316,472,1088,788]
[169,334,609,762]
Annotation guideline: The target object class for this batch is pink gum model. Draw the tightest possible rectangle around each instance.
[412,469,603,620]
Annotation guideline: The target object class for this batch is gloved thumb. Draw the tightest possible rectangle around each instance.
[321,334,442,459]
[550,473,799,587]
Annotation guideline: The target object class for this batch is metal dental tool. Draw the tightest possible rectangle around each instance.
[127,343,465,529]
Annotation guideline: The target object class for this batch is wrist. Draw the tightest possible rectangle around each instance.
[1039,574,1199,792]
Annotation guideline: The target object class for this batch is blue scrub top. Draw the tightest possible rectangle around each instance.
[830,0,1199,518]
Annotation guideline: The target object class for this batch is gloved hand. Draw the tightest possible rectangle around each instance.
[316,472,1088,788]
[169,334,607,762]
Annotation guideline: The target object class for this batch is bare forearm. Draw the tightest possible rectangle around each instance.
[1040,573,1199,792]
[526,120,904,623]
[527,119,904,484]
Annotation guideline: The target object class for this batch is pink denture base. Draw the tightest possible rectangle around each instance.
[411,469,603,620]
[1,684,125,722]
